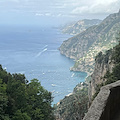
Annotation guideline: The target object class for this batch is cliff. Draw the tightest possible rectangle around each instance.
[59,25,99,60]
[54,82,88,120]
[89,49,114,101]
[59,11,120,74]
[56,11,120,120]
[62,19,101,35]
[85,38,120,120]
[55,41,120,120]
[89,39,120,101]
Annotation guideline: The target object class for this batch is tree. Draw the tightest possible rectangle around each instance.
[12,110,31,120]
[6,79,27,115]
[0,65,55,120]
[26,79,54,120]
[0,79,9,120]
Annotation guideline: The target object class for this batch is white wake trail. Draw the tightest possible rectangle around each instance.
[35,48,47,58]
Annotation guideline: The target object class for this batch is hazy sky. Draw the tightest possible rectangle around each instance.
[0,0,120,26]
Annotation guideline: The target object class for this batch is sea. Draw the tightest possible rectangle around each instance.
[0,25,87,104]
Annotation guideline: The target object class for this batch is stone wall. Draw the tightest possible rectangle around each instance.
[83,80,120,120]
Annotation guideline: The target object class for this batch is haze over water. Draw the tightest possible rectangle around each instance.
[0,25,87,104]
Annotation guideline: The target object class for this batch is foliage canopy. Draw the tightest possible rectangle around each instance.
[0,65,54,120]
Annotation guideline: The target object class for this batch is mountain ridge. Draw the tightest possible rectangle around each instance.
[59,11,120,74]
[61,19,102,35]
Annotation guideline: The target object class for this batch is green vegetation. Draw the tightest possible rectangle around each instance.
[62,19,101,35]
[0,65,54,120]
[95,49,112,64]
[54,83,88,120]
[61,11,120,74]
[73,61,79,68]
[92,34,120,100]
[104,41,120,83]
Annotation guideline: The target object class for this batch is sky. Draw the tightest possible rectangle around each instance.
[0,0,120,26]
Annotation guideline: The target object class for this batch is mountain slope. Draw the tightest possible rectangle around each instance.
[54,83,88,120]
[59,11,120,74]
[62,19,101,35]
[55,37,120,120]
[89,39,120,101]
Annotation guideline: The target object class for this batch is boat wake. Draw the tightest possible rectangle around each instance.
[51,84,57,87]
[35,48,48,58]
[71,73,75,77]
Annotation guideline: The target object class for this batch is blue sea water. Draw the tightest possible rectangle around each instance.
[0,25,87,104]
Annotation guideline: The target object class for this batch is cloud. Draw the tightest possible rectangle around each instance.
[57,14,62,17]
[0,0,20,4]
[35,12,53,17]
[0,0,120,20]
[35,13,44,16]
[71,0,120,15]
[45,13,52,16]
[9,0,19,2]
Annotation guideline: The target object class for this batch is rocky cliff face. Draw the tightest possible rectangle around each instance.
[84,40,120,119]
[89,50,114,102]
[62,19,101,35]
[56,41,120,120]
[59,25,99,60]
[54,83,88,120]
[59,11,120,74]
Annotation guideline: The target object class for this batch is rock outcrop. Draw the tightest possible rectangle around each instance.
[85,39,120,120]
[62,19,101,35]
[89,50,114,101]
[59,25,99,60]
[54,82,88,120]
[59,11,120,74]
[83,80,120,120]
